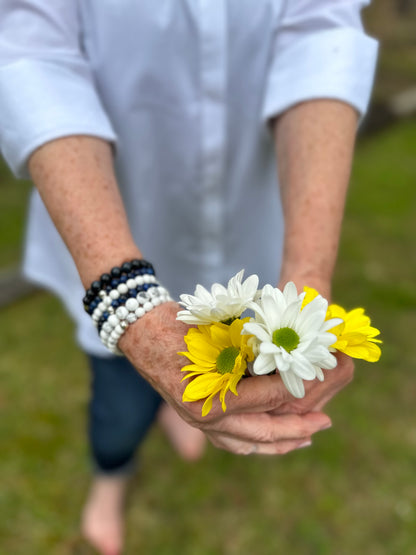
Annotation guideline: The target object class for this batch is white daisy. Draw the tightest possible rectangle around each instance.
[176,270,259,325]
[243,282,342,398]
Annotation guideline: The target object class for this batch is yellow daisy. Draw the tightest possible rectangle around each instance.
[179,318,254,416]
[302,286,382,362]
[326,304,382,362]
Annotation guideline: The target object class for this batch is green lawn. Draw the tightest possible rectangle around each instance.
[1,119,416,554]
[0,162,31,269]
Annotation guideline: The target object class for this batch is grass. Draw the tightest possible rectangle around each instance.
[0,163,31,269]
[364,1,416,102]
[1,118,416,554]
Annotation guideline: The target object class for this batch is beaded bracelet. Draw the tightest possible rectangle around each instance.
[83,259,171,355]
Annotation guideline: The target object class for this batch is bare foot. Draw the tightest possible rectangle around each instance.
[158,403,206,461]
[81,475,127,555]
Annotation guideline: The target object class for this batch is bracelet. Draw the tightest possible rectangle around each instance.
[83,259,171,355]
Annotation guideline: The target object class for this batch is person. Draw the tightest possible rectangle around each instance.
[0,1,378,553]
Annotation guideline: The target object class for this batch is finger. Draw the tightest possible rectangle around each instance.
[192,373,296,420]
[273,354,354,415]
[200,411,331,443]
[206,432,313,456]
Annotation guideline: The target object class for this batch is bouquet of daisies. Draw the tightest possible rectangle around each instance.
[177,271,381,416]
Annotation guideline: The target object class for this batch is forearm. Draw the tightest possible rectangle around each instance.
[274,100,358,298]
[28,136,142,287]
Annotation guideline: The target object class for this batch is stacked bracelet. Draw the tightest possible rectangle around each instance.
[83,259,171,355]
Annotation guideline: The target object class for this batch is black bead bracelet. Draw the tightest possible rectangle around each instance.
[82,259,171,354]
[83,259,155,314]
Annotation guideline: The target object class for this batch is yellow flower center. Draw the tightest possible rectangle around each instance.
[272,327,300,352]
[216,346,240,374]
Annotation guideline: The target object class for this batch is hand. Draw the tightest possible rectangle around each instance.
[119,302,334,456]
[269,353,354,416]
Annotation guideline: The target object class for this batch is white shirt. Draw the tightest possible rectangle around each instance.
[0,0,378,356]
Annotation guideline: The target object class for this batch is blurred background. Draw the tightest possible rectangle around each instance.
[1,2,416,553]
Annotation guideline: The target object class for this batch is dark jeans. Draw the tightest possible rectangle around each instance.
[88,355,163,474]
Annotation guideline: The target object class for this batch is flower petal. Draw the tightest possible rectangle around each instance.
[253,353,276,375]
[280,369,305,398]
[243,322,271,343]
[291,351,317,380]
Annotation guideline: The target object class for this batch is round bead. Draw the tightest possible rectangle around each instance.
[91,280,101,293]
[125,298,139,312]
[147,287,159,298]
[85,288,94,301]
[103,322,113,334]
[152,297,161,306]
[98,290,106,299]
[144,301,153,312]
[143,274,151,283]
[135,275,144,286]
[108,314,119,327]
[126,278,137,290]
[115,324,124,335]
[98,301,106,312]
[116,306,129,320]
[127,313,138,324]
[109,289,120,300]
[121,261,132,273]
[117,283,128,295]
[137,291,148,304]
[100,273,111,287]
[111,266,121,278]
[103,296,112,307]
[135,307,145,318]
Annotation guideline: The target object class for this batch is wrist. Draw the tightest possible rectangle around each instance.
[78,243,143,288]
[82,258,172,354]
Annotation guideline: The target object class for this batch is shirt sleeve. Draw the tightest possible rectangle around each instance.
[0,0,117,178]
[262,0,378,121]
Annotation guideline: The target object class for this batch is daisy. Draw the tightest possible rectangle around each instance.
[176,270,259,325]
[243,282,342,398]
[326,305,382,362]
[179,318,254,416]
[302,286,382,362]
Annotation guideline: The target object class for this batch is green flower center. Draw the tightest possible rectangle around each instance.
[221,316,237,326]
[216,346,240,374]
[272,327,300,352]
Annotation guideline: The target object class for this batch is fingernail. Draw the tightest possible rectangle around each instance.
[320,422,332,431]
[297,440,312,449]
